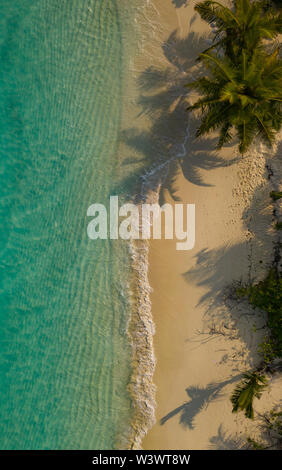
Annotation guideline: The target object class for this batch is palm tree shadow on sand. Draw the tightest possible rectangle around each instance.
[160,374,241,429]
[115,30,239,204]
[209,424,247,449]
[181,177,278,367]
[171,0,189,8]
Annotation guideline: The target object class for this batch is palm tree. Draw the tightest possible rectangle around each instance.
[195,0,282,60]
[186,48,282,153]
[231,372,268,419]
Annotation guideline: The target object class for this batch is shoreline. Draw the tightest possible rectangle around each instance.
[116,0,183,449]
[127,237,156,450]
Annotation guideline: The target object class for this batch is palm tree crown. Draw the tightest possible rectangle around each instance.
[195,0,282,59]
[187,47,282,153]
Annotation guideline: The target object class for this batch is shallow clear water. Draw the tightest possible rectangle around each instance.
[0,0,135,449]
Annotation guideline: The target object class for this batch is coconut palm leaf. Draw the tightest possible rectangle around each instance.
[195,0,282,59]
[186,48,282,153]
[231,372,268,419]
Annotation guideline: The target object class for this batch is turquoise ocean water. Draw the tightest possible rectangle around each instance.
[0,0,137,449]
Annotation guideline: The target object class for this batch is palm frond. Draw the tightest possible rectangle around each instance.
[195,1,240,28]
[217,122,233,148]
[231,372,268,419]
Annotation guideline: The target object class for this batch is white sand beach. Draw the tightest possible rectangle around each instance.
[129,0,282,450]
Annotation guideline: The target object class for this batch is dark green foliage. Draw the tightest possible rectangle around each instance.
[188,0,282,153]
[186,48,282,153]
[270,190,282,200]
[195,0,282,59]
[231,372,268,419]
[269,0,282,10]
[268,410,282,436]
[238,269,282,362]
[258,337,278,363]
[275,222,282,230]
[247,436,265,449]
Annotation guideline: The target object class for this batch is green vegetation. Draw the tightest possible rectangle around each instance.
[231,372,268,419]
[233,231,281,423]
[270,190,282,200]
[237,269,282,362]
[247,409,282,448]
[187,0,282,153]
[267,409,282,435]
[247,436,265,449]
[269,0,282,10]
[195,0,282,58]
[186,48,282,153]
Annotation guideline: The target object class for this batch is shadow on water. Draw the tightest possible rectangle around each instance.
[116,30,238,203]
[160,374,241,429]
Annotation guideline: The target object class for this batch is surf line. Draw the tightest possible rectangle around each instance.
[87,196,195,251]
